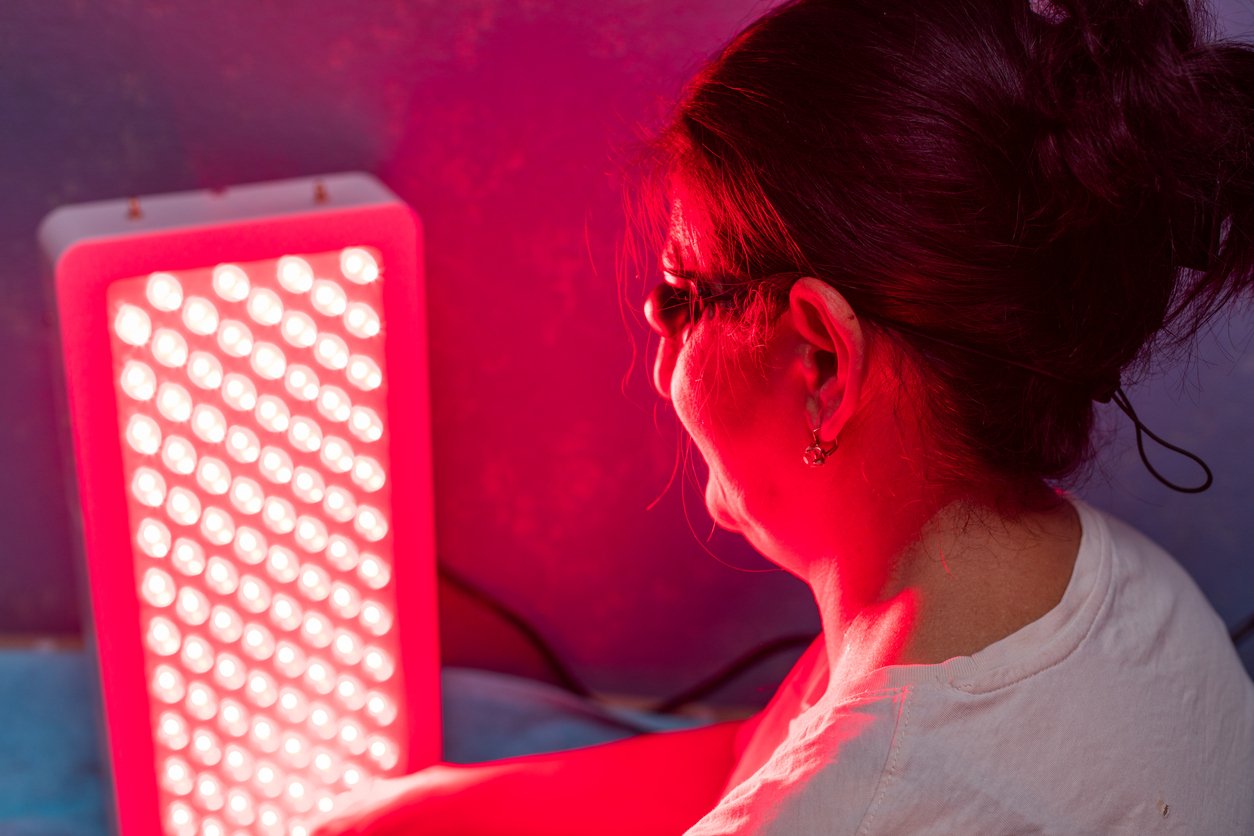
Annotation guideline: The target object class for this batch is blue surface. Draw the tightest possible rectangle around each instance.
[0,648,703,835]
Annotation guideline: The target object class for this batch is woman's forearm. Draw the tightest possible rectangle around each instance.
[327,718,746,836]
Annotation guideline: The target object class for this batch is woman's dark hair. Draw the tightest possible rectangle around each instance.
[627,0,1254,501]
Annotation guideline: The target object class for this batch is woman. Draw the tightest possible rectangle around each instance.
[316,0,1254,832]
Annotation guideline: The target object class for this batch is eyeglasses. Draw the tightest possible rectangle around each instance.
[644,271,802,339]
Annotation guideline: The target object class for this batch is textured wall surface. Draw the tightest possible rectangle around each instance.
[1,0,1250,700]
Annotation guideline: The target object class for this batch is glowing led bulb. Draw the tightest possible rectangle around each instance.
[209,604,243,643]
[141,567,177,608]
[313,333,349,370]
[320,436,353,473]
[255,397,291,434]
[290,467,325,504]
[155,382,192,423]
[171,538,206,577]
[237,575,272,615]
[160,755,194,795]
[331,628,363,665]
[191,404,227,444]
[360,600,393,636]
[280,730,311,768]
[277,255,314,293]
[293,516,328,553]
[151,328,189,367]
[308,702,336,740]
[350,456,386,493]
[250,341,287,380]
[218,320,254,358]
[343,765,363,788]
[366,691,397,725]
[255,760,282,799]
[287,777,314,814]
[180,634,213,674]
[338,718,367,755]
[200,506,235,546]
[270,593,303,632]
[225,788,255,826]
[215,653,246,692]
[143,272,182,311]
[265,546,299,584]
[205,556,240,595]
[330,583,363,619]
[348,405,383,443]
[195,456,231,495]
[218,701,247,736]
[233,526,267,564]
[114,304,152,346]
[302,614,332,649]
[246,670,278,708]
[190,728,223,767]
[357,552,388,587]
[288,416,322,453]
[280,310,318,348]
[241,621,276,661]
[362,646,395,681]
[274,640,307,678]
[185,682,218,721]
[165,486,201,527]
[317,487,353,525]
[343,302,381,339]
[225,425,261,463]
[175,586,209,625]
[277,686,309,723]
[222,373,258,411]
[146,615,181,656]
[354,505,388,542]
[168,802,194,836]
[246,288,283,327]
[325,536,359,572]
[131,467,166,507]
[340,247,379,284]
[251,715,280,753]
[316,385,352,423]
[310,279,347,317]
[152,664,186,703]
[137,517,172,557]
[212,264,250,302]
[181,296,219,335]
[196,773,225,810]
[158,711,190,750]
[126,414,162,455]
[297,564,331,602]
[120,360,157,401]
[335,674,365,711]
[285,364,320,401]
[161,435,197,476]
[222,744,255,782]
[257,804,283,836]
[250,453,290,493]
[346,355,382,391]
[229,476,264,515]
[311,747,339,782]
[187,350,224,390]
[368,736,399,769]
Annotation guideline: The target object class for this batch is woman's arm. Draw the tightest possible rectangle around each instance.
[312,718,747,836]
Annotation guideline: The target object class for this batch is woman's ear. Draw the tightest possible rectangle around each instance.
[788,277,865,442]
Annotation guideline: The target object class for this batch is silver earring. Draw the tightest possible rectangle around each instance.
[803,427,838,466]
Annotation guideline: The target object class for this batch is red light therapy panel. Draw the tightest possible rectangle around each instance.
[42,174,440,836]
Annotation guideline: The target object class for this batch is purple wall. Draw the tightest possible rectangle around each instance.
[1,0,1250,698]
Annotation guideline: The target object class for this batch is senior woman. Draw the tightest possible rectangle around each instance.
[315,0,1254,832]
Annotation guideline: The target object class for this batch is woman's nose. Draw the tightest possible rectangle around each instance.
[653,334,680,401]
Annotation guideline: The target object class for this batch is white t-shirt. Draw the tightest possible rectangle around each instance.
[686,495,1254,835]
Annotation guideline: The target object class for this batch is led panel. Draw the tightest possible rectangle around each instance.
[41,173,439,836]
